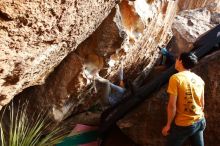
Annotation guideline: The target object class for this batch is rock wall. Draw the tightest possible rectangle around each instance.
[0,0,116,110]
[14,0,178,121]
[108,0,177,81]
[177,0,220,12]
[0,0,220,145]
[118,50,220,146]
[171,7,219,56]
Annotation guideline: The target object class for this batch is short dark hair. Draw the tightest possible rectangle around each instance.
[179,52,198,69]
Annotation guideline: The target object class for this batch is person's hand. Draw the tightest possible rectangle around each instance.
[162,124,170,136]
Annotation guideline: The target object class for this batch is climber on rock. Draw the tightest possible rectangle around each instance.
[83,60,132,109]
[162,52,206,146]
[93,64,128,108]
[158,45,175,68]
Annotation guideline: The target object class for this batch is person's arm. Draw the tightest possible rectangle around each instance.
[200,88,205,111]
[119,62,125,88]
[167,94,177,125]
[119,80,125,88]
[162,75,178,136]
[162,94,177,136]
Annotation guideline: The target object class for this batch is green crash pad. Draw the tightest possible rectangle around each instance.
[57,130,99,146]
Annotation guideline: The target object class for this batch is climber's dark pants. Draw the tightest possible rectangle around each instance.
[166,118,206,146]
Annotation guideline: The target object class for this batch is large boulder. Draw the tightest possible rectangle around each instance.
[3,0,219,125]
[171,7,220,56]
[11,0,179,121]
[0,0,116,110]
[118,50,220,146]
[177,0,220,12]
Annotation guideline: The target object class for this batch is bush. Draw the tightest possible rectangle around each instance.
[0,102,67,146]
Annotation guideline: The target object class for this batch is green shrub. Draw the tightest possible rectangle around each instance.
[0,102,67,146]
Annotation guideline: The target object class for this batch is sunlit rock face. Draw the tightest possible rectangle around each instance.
[3,0,218,128]
[9,0,178,121]
[108,0,177,81]
[118,50,220,146]
[0,0,116,110]
[171,7,219,56]
[177,0,220,11]
[1,1,220,145]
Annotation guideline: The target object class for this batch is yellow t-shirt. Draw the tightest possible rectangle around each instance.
[167,71,205,126]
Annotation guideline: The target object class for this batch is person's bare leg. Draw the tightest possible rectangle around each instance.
[94,77,111,109]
